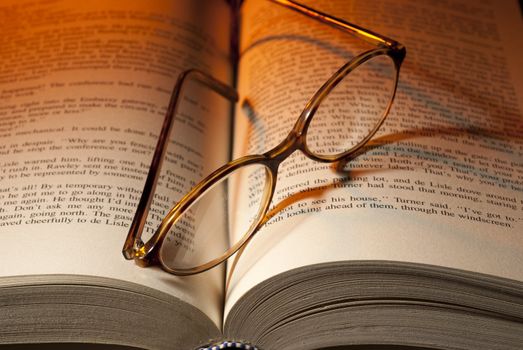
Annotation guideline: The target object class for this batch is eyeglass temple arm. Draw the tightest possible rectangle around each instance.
[122,69,238,260]
[270,0,401,49]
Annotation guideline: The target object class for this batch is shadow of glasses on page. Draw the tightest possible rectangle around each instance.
[225,122,519,289]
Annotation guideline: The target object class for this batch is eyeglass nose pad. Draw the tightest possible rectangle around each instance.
[333,150,364,174]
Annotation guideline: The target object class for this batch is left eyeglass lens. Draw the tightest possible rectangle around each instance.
[158,163,271,272]
[305,53,397,158]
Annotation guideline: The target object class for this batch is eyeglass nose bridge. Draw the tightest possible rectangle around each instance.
[262,133,298,172]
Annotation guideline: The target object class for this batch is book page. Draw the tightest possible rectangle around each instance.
[0,0,232,328]
[226,0,523,314]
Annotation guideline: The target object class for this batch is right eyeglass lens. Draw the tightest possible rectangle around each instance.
[158,163,271,272]
[305,53,397,158]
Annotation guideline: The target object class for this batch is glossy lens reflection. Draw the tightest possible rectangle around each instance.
[306,53,396,157]
[159,163,270,272]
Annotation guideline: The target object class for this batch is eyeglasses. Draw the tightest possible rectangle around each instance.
[122,0,406,275]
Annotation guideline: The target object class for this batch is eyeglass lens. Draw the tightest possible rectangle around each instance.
[306,54,396,157]
[159,164,271,271]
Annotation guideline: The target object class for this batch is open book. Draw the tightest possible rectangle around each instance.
[1,0,522,349]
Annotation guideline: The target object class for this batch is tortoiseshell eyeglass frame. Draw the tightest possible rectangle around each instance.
[122,0,406,275]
